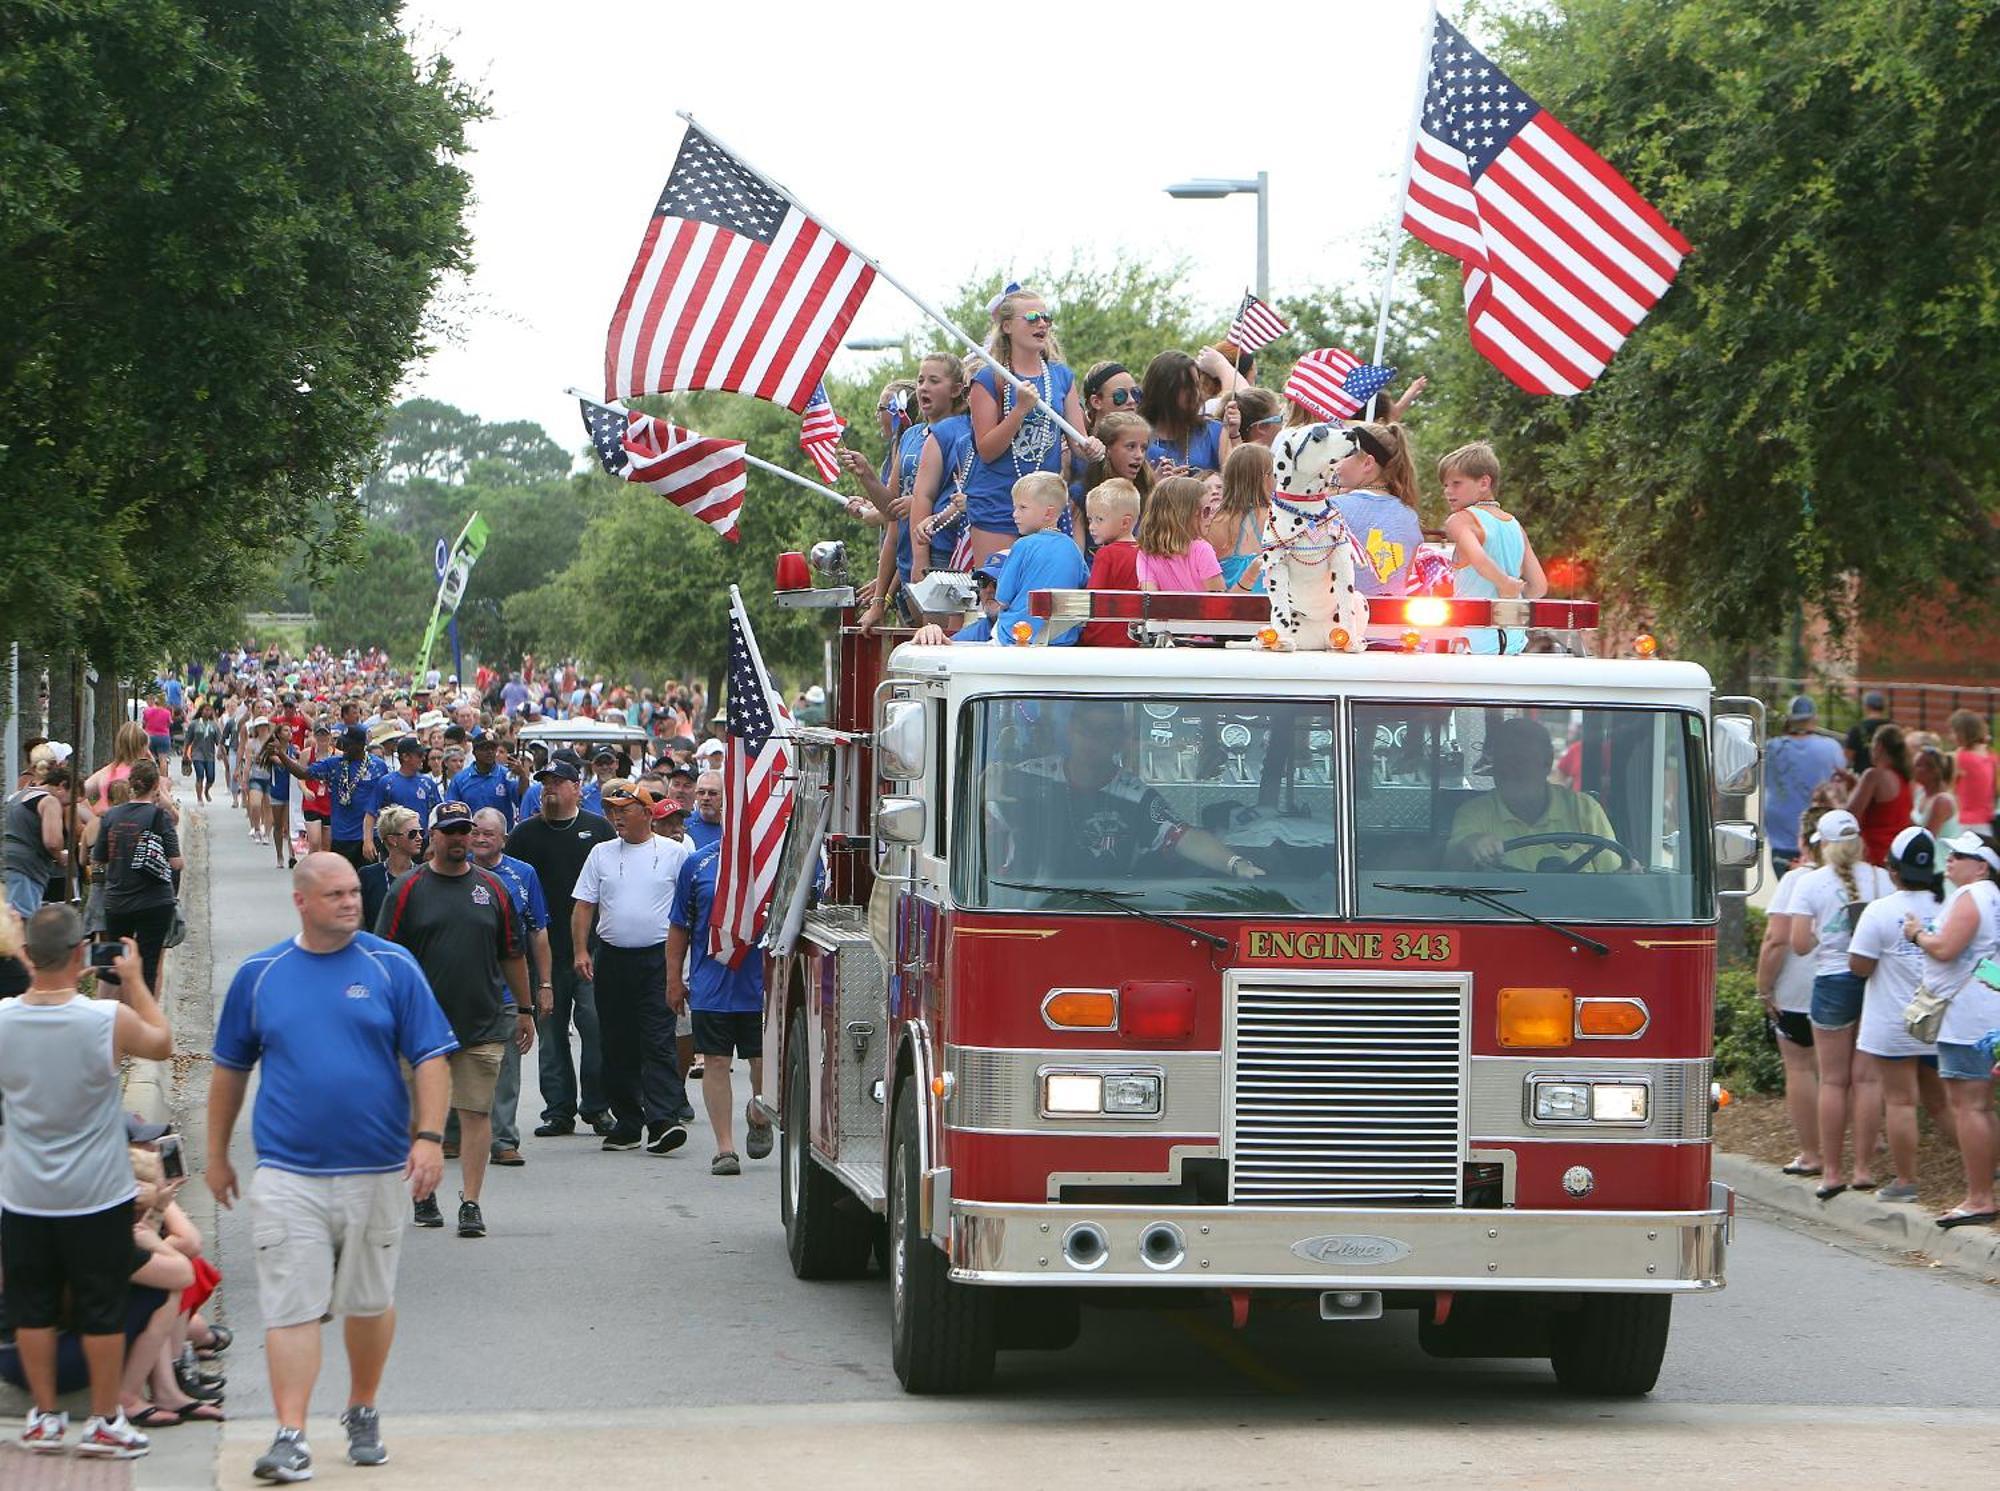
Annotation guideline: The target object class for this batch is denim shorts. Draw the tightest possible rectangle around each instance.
[1936,1040,1996,1082]
[1810,972,1866,1030]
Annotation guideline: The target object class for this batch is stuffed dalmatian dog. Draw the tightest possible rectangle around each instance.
[1265,423,1369,652]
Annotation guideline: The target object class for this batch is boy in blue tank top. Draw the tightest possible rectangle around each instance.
[1439,442,1548,655]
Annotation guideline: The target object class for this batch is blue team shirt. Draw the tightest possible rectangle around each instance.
[451,762,523,827]
[671,844,764,1013]
[307,754,388,839]
[963,364,1076,530]
[888,421,930,583]
[212,933,459,1175]
[925,414,975,564]
[483,852,549,981]
[993,529,1089,645]
[377,769,441,828]
[684,815,721,853]
[1145,418,1225,474]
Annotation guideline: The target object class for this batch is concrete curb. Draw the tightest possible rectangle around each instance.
[1715,1150,2000,1283]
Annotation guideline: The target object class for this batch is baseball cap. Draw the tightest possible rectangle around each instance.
[1940,830,2000,873]
[337,725,368,748]
[600,781,656,813]
[534,758,581,784]
[1811,809,1862,845]
[975,550,1009,585]
[1890,825,1937,876]
[469,727,494,744]
[665,763,696,782]
[429,800,473,831]
[651,799,688,822]
[591,747,619,763]
[1785,695,1817,721]
[394,735,422,757]
[695,738,726,761]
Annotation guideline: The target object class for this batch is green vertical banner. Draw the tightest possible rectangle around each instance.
[416,511,490,677]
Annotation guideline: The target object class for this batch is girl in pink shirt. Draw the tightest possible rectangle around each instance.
[1136,476,1224,593]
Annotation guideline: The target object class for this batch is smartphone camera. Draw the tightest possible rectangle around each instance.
[158,1133,185,1182]
[87,941,122,984]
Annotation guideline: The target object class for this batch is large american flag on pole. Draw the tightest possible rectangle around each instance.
[710,588,795,967]
[1226,292,1290,354]
[1400,14,1689,396]
[581,399,747,541]
[604,125,877,414]
[798,383,845,484]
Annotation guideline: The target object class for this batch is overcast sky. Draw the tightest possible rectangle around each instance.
[398,0,1435,448]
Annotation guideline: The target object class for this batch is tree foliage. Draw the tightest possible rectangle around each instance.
[0,0,482,678]
[1410,0,2000,660]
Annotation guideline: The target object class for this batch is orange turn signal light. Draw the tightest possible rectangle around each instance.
[1330,626,1352,650]
[1634,633,1659,658]
[1257,626,1280,650]
[1577,998,1649,1038]
[1043,989,1117,1030]
[1498,986,1574,1048]
[1010,621,1034,644]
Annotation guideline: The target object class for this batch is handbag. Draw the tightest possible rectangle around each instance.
[1903,980,1953,1044]
[164,907,187,949]
[129,808,174,884]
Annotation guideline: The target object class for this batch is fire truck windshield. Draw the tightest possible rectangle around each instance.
[954,696,1708,923]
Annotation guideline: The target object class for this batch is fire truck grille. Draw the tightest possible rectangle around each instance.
[1227,976,1466,1206]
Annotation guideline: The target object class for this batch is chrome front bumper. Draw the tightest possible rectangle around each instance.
[949,1182,1733,1292]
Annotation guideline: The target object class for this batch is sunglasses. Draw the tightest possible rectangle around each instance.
[1019,311,1053,326]
[1105,387,1138,406]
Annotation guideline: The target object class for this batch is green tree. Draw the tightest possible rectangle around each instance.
[309,523,436,657]
[1408,0,2000,665]
[0,0,482,708]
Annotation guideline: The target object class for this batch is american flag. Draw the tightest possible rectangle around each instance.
[798,383,845,484]
[1283,348,1398,422]
[1227,293,1290,354]
[581,399,746,541]
[1401,14,1690,395]
[710,588,795,967]
[604,124,877,415]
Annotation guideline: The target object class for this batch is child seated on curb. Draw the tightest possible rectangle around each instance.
[1082,480,1142,647]
[992,473,1089,645]
[1439,441,1546,655]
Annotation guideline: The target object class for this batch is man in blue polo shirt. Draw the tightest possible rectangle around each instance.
[278,726,389,870]
[376,737,442,844]
[207,852,456,1484]
[470,807,550,1168]
[666,837,771,1176]
[449,731,528,829]
[685,768,723,853]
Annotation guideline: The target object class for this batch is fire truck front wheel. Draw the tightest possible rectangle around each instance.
[890,1081,996,1393]
[782,1008,874,1280]
[1548,1293,1673,1396]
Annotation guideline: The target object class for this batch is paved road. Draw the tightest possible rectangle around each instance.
[127,805,2000,1485]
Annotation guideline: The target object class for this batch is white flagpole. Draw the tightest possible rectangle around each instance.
[1366,0,1440,418]
[675,111,1091,448]
[566,387,854,509]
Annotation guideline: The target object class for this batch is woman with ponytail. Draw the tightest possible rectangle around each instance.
[1790,809,1895,1197]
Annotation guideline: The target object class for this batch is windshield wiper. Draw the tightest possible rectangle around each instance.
[990,879,1231,952]
[1371,882,1612,957]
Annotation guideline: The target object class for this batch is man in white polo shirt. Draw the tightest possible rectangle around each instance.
[571,782,692,1156]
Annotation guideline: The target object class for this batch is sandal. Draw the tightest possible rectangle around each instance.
[194,1323,232,1359]
[128,1405,183,1428]
[173,1401,225,1423]
[1936,1209,1999,1229]
[711,1151,740,1176]
[1781,1160,1823,1176]
[1815,1183,1849,1201]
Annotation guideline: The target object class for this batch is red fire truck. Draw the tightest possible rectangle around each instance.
[758,573,1760,1396]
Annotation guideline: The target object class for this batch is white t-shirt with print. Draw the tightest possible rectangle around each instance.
[1791,862,1896,978]
[1935,878,2000,1047]
[1850,888,1945,1058]
[1766,865,1819,1014]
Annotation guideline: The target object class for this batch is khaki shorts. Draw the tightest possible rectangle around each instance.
[429,1043,504,1115]
[249,1167,406,1328]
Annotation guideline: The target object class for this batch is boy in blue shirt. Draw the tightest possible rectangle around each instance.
[666,842,769,1175]
[992,473,1088,645]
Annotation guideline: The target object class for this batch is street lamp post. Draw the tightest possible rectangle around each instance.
[1163,172,1269,301]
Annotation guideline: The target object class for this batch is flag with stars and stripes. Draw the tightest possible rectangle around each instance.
[604,124,877,414]
[1400,13,1690,396]
[580,399,746,541]
[711,587,795,967]
[1282,348,1398,423]
[798,383,845,484]
[1226,292,1290,354]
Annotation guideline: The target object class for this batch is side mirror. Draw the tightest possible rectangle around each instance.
[1714,820,1761,869]
[876,795,926,845]
[1710,697,1766,798]
[877,699,927,780]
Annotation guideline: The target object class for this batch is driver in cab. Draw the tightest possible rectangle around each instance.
[1446,717,1622,872]
[989,701,1264,884]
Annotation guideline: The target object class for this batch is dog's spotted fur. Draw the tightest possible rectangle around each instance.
[1265,423,1369,652]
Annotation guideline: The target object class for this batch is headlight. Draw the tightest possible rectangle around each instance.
[1529,1077,1650,1126]
[1532,1082,1593,1121]
[1040,1069,1163,1118]
[1590,1083,1649,1123]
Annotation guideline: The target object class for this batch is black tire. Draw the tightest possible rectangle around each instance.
[782,1008,873,1280]
[889,1081,995,1393]
[1548,1293,1672,1396]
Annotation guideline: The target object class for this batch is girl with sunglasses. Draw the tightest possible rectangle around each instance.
[1139,350,1232,476]
[963,288,1101,566]
[1081,362,1141,434]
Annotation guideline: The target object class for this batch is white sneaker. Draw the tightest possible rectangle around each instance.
[75,1411,149,1459]
[21,1409,66,1454]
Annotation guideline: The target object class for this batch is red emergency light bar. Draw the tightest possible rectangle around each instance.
[1027,591,1600,631]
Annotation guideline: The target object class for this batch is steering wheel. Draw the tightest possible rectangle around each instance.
[1499,832,1639,874]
